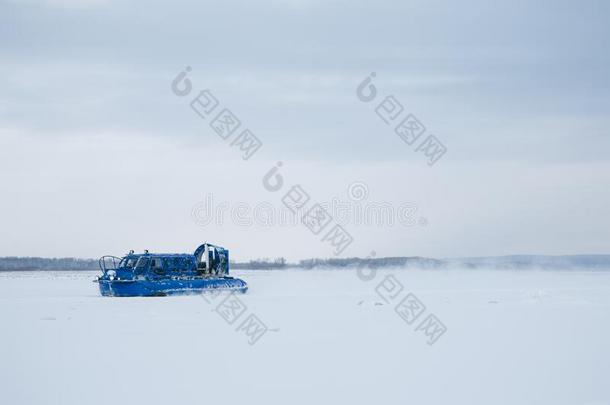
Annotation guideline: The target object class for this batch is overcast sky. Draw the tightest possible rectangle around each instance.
[1,0,609,261]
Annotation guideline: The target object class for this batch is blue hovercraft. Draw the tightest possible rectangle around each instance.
[95,243,247,297]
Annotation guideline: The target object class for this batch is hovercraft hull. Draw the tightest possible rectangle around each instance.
[97,277,248,297]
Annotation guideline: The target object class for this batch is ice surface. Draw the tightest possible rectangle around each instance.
[1,269,609,405]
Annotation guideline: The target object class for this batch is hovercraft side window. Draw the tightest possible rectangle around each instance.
[168,257,181,272]
[151,258,165,274]
[135,257,149,270]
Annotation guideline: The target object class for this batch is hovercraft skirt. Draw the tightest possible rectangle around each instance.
[98,277,248,297]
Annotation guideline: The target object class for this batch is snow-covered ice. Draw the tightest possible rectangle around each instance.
[1,268,609,405]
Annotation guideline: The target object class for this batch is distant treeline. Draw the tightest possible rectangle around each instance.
[230,256,443,269]
[1,254,609,271]
[296,256,444,269]
[0,256,441,271]
[230,258,287,269]
[0,257,98,271]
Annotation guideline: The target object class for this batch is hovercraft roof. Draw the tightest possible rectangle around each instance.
[124,253,195,258]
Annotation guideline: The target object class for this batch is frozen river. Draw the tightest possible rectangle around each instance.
[1,268,609,405]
